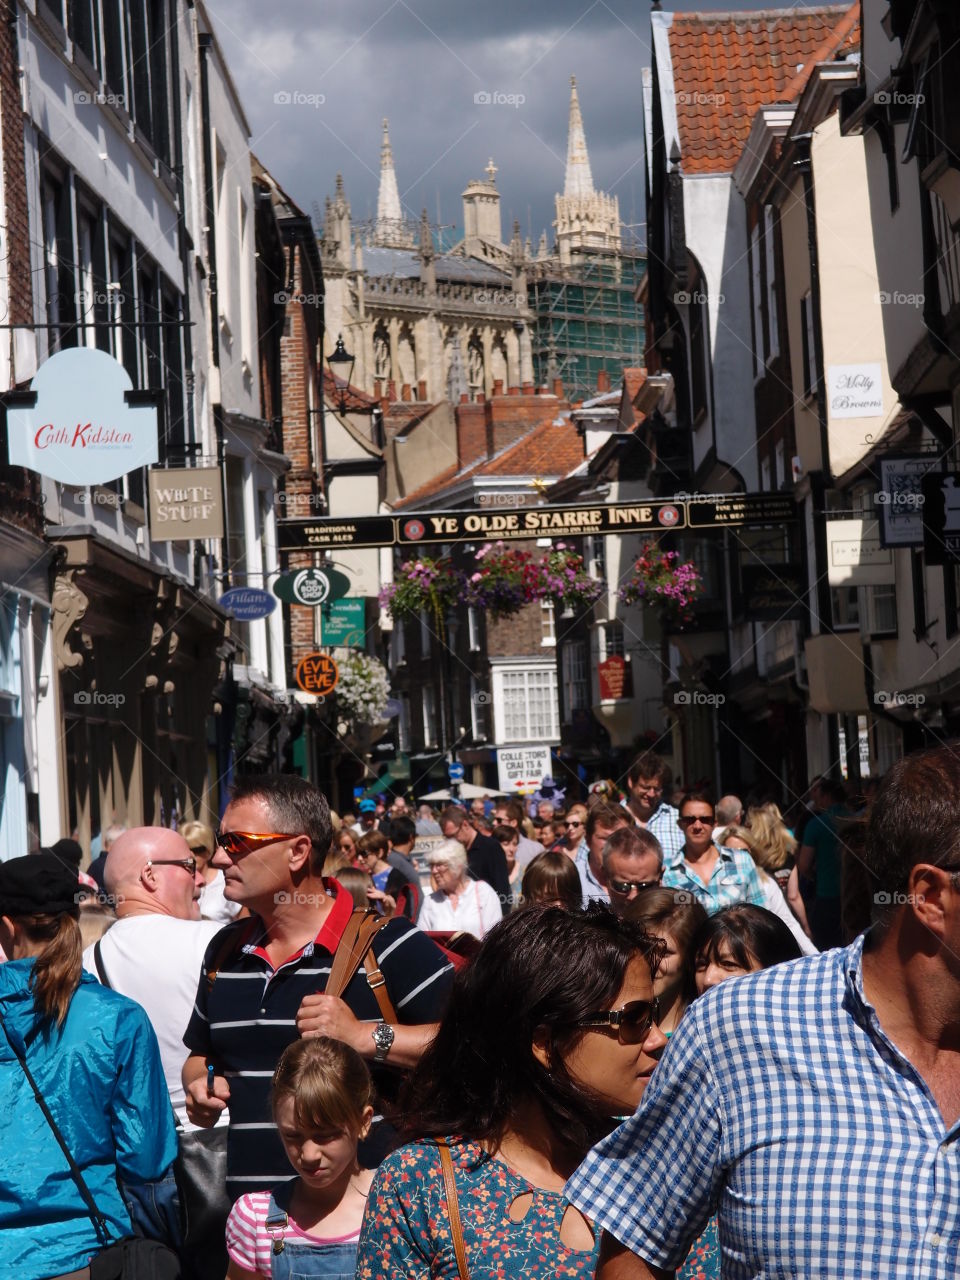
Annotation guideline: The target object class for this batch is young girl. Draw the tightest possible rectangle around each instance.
[226,1037,374,1279]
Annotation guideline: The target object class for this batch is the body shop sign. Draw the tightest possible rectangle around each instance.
[6,348,159,484]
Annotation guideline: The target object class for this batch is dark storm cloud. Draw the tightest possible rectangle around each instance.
[204,0,782,248]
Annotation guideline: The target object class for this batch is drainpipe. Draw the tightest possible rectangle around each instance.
[198,30,229,582]
[793,136,831,485]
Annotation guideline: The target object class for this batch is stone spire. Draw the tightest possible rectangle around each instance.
[377,118,402,226]
[555,76,620,265]
[564,76,595,198]
[374,119,414,248]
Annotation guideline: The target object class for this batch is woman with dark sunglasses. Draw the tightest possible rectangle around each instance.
[356,904,666,1280]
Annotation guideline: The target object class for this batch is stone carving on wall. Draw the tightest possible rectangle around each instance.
[51,571,88,670]
[373,327,390,380]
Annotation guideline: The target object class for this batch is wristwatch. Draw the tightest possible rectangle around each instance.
[371,1021,395,1063]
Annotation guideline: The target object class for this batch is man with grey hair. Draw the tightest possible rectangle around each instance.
[713,794,743,843]
[598,825,664,916]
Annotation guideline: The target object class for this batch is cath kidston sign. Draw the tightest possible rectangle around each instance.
[5,347,159,485]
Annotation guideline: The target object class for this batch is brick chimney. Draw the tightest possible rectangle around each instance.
[456,400,489,467]
[553,377,564,398]
[417,379,428,401]
[597,369,611,393]
[401,383,411,402]
[492,379,504,396]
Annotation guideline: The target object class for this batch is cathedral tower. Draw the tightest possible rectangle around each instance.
[461,159,504,257]
[554,77,620,265]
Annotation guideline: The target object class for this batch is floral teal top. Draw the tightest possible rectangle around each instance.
[355,1137,598,1279]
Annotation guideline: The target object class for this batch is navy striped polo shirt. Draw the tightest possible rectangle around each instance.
[183,881,455,1199]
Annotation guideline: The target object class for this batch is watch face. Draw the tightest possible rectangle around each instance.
[373,1023,395,1049]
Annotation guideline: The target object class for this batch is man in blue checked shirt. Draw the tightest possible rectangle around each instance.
[661,793,766,915]
[621,752,685,862]
[566,744,960,1279]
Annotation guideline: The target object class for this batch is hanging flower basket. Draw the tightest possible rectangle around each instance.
[334,651,391,728]
[618,542,702,626]
[538,542,605,613]
[464,542,539,619]
[378,556,463,629]
[380,541,610,626]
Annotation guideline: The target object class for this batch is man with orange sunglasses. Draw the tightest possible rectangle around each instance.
[181,773,455,1201]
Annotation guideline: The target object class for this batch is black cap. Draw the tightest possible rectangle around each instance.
[0,851,80,918]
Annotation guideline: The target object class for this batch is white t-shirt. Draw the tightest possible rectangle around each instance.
[83,915,226,1128]
[198,870,243,924]
[417,878,503,938]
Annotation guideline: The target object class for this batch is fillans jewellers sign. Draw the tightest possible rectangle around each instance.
[5,347,159,485]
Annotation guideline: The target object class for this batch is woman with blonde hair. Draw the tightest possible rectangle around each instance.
[717,824,815,954]
[745,802,812,939]
[182,818,241,923]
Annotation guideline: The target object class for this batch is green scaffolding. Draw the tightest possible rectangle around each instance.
[529,249,647,401]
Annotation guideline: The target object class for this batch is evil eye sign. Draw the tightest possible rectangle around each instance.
[6,348,159,485]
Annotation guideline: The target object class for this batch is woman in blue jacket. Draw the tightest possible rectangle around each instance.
[0,850,179,1280]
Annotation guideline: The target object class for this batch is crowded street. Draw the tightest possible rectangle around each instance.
[1,0,960,1277]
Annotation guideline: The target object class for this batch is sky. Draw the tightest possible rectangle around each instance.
[204,0,783,253]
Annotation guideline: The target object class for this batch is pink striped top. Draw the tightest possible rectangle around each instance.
[226,1190,362,1277]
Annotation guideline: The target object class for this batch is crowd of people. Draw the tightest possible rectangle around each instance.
[2,745,953,1279]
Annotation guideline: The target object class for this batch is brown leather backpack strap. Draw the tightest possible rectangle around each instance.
[326,909,395,1016]
[437,1139,470,1280]
[362,946,398,1023]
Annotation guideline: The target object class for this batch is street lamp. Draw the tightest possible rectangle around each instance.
[327,335,355,414]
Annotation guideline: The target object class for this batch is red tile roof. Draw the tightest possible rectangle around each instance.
[667,4,859,175]
[483,416,584,477]
[395,414,583,508]
[323,369,377,412]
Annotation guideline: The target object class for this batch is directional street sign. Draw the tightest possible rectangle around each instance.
[276,495,798,552]
[448,762,465,782]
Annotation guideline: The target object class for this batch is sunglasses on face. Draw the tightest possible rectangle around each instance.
[679,815,714,827]
[145,857,197,876]
[215,830,301,857]
[609,877,659,896]
[564,820,583,829]
[575,997,661,1045]
[188,845,210,856]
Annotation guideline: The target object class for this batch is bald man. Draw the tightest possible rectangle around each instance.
[83,827,218,1120]
[82,827,228,1278]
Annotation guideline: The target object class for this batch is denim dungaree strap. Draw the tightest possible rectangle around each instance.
[265,1190,360,1280]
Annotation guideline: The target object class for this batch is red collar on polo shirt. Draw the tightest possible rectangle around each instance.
[247,878,354,970]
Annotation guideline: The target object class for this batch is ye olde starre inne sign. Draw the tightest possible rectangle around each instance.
[6,347,159,485]
[277,495,797,551]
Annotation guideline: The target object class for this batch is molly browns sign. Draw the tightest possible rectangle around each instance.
[278,494,797,552]
[5,348,159,485]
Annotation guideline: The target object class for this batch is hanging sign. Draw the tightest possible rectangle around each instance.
[740,564,806,619]
[277,495,798,551]
[6,347,159,484]
[878,456,940,548]
[319,598,366,647]
[825,518,895,586]
[294,652,339,696]
[219,587,277,620]
[598,655,634,700]
[273,567,351,607]
[922,472,960,566]
[148,466,224,540]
